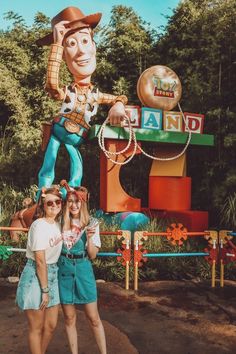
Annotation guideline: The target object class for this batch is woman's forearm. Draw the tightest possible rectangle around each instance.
[62,208,71,231]
[35,252,48,289]
[87,240,99,259]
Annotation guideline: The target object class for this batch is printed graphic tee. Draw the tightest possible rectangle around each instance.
[62,217,101,250]
[26,218,62,264]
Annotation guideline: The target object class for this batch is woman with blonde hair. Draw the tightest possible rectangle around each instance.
[16,186,63,354]
[58,180,106,354]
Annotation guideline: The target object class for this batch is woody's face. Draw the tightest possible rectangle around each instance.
[63,28,96,82]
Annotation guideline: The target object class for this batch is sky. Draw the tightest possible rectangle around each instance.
[0,0,180,32]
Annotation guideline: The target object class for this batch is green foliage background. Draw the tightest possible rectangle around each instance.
[0,1,236,280]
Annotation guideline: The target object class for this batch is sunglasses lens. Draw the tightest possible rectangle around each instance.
[46,199,61,207]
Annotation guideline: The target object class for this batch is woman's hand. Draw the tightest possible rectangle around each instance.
[40,292,49,311]
[86,227,96,240]
[86,223,99,259]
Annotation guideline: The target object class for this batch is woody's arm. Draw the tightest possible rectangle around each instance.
[45,44,65,100]
[97,92,128,106]
[45,20,72,100]
[98,92,128,126]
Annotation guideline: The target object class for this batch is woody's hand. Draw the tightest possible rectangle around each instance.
[108,102,127,127]
[53,20,71,45]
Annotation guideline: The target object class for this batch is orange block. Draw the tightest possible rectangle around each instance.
[149,176,191,210]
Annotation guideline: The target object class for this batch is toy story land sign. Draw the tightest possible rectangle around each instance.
[137,65,182,111]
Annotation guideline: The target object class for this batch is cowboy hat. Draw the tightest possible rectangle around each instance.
[36,6,102,46]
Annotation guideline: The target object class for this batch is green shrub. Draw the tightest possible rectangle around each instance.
[0,183,37,225]
[0,233,27,277]
[220,193,236,229]
[0,191,235,282]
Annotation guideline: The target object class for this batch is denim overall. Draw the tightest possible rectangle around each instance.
[58,231,97,304]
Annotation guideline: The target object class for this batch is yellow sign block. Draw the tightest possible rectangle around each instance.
[149,146,186,177]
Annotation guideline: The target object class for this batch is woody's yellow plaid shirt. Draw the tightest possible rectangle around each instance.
[45,44,128,130]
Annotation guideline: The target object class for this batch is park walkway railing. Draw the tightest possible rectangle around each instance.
[133,223,217,290]
[219,230,236,287]
[1,225,236,290]
[0,226,131,290]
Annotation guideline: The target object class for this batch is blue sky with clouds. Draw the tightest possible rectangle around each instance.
[0,0,180,31]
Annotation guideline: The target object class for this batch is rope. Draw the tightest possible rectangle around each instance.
[97,103,192,165]
[98,115,138,165]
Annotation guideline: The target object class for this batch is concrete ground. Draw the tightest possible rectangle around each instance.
[1,278,236,353]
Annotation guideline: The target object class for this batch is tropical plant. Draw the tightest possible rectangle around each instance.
[220,193,236,229]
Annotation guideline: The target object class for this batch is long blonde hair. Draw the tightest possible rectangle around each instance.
[67,186,90,229]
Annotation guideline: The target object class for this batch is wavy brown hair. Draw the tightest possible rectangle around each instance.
[33,186,63,222]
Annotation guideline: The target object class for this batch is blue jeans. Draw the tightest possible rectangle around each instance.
[38,117,86,198]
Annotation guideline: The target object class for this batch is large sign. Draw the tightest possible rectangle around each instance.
[124,106,205,134]
[137,65,182,111]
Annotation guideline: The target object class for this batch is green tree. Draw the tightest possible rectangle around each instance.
[95,5,155,103]
[153,0,236,225]
[1,3,236,227]
[0,11,72,187]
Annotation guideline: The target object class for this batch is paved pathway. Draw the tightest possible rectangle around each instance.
[1,279,236,353]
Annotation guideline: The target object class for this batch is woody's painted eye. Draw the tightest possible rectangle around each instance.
[66,38,77,47]
[81,36,89,45]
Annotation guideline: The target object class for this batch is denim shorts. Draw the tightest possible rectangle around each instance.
[16,259,60,310]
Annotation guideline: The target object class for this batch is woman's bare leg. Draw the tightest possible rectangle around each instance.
[61,304,78,354]
[25,309,44,354]
[41,305,59,354]
[84,302,107,354]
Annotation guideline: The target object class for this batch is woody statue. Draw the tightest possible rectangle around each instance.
[36,6,127,195]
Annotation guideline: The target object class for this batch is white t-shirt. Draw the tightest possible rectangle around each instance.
[62,217,101,250]
[26,218,62,264]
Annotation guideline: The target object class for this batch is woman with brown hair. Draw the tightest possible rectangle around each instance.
[16,186,63,354]
[58,181,106,354]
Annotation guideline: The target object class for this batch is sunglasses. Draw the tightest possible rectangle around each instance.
[45,199,62,207]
